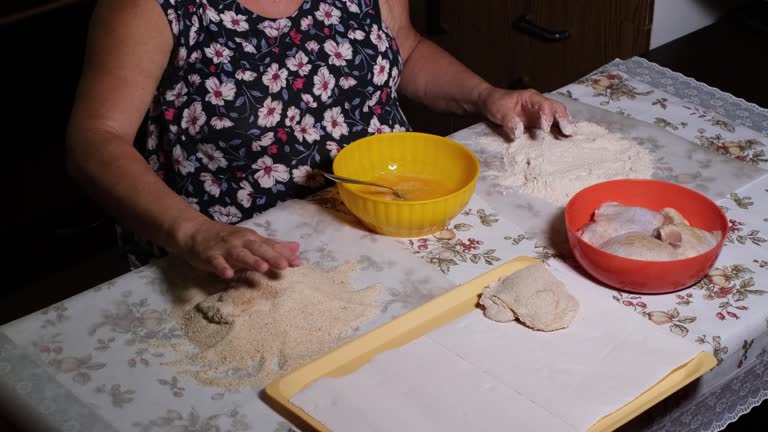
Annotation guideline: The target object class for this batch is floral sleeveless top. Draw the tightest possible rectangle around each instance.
[125,0,409,265]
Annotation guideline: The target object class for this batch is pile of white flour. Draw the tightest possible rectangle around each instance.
[479,122,655,206]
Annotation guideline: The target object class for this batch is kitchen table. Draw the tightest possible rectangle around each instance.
[0,57,766,432]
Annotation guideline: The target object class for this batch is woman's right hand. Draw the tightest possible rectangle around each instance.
[174,218,302,279]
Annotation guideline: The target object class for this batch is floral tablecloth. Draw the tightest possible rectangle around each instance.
[0,57,766,432]
[552,57,768,432]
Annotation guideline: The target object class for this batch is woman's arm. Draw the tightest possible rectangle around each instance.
[67,0,300,278]
[380,0,574,139]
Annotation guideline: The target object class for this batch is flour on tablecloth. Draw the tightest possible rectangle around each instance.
[476,122,655,206]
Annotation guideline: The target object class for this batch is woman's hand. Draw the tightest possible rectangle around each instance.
[479,87,575,140]
[174,218,302,279]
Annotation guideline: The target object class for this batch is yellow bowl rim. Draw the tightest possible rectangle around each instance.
[332,132,481,205]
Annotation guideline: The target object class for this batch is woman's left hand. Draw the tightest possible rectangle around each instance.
[478,87,575,140]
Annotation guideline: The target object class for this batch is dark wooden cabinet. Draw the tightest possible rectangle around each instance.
[517,0,653,91]
[403,0,654,136]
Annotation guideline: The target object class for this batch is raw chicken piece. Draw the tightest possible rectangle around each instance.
[580,202,665,247]
[661,208,690,225]
[660,224,722,258]
[579,202,722,261]
[600,232,679,261]
[479,264,578,331]
[658,207,721,258]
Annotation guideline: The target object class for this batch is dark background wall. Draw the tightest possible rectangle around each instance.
[1,0,124,295]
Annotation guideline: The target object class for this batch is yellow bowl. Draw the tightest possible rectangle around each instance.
[332,132,480,237]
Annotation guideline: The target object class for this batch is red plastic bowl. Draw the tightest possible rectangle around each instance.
[564,179,728,294]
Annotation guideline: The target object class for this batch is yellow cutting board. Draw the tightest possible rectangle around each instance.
[263,256,717,432]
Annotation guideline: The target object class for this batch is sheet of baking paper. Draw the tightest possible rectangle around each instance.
[292,260,702,432]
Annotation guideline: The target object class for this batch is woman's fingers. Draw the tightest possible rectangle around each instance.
[244,239,290,271]
[180,219,304,277]
[532,99,570,135]
[480,87,575,139]
[538,111,553,133]
[210,255,235,279]
[553,103,575,136]
[503,115,524,141]
[229,248,270,273]
[222,236,301,274]
[274,241,303,267]
[285,241,301,254]
[555,114,574,136]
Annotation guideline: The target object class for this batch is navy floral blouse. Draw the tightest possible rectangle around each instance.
[124,0,409,265]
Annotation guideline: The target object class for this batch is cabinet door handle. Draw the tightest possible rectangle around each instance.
[513,16,569,41]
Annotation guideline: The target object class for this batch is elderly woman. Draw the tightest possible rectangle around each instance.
[66,0,574,278]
